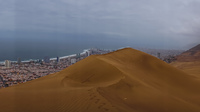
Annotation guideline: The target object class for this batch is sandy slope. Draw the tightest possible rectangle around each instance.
[0,48,200,112]
[171,61,200,78]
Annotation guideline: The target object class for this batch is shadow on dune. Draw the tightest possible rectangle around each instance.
[0,48,200,112]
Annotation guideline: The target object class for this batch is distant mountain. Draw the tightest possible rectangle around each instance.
[176,44,200,62]
[0,48,200,112]
[171,44,200,77]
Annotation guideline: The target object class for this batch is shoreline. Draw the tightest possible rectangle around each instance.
[0,49,90,64]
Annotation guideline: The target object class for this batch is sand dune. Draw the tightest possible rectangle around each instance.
[0,48,200,112]
[171,61,200,78]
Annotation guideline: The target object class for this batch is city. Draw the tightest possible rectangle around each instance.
[0,48,183,88]
[0,48,112,88]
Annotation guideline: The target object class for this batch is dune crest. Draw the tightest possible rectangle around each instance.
[0,48,200,112]
[61,56,124,87]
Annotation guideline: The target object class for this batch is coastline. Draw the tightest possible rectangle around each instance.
[0,49,90,64]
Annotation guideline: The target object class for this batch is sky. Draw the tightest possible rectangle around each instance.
[0,0,200,50]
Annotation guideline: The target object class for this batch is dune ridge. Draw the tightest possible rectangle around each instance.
[0,48,200,112]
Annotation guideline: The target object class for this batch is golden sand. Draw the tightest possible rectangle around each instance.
[171,61,200,78]
[0,48,200,112]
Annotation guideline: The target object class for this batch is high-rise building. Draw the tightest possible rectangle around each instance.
[44,56,50,63]
[76,53,80,59]
[71,59,76,65]
[57,57,60,63]
[38,59,42,64]
[17,58,21,64]
[157,52,161,59]
[86,51,91,57]
[5,60,11,68]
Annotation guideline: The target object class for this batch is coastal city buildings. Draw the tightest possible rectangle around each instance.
[157,52,161,59]
[5,60,11,68]
[57,57,59,63]
[71,59,76,64]
[0,48,112,88]
[44,56,50,63]
[86,51,91,57]
[0,48,183,88]
[17,58,21,64]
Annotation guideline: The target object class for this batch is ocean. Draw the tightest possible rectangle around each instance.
[0,35,125,62]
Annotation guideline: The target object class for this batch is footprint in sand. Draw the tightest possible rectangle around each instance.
[98,105,102,109]
[90,95,96,100]
[98,103,106,109]
[95,99,100,104]
[87,89,92,92]
[103,108,109,111]
[112,105,116,108]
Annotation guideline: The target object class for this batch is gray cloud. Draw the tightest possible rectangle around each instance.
[0,0,200,49]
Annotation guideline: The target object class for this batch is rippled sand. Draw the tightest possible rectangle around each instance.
[0,48,200,112]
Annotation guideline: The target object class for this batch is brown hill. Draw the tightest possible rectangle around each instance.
[176,44,200,62]
[171,44,200,77]
[0,48,200,112]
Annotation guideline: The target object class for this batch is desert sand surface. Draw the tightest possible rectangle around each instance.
[0,48,200,112]
[171,61,200,78]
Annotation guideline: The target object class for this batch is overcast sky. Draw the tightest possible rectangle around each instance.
[0,0,200,49]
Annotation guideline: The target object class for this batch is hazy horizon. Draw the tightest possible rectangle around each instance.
[0,0,200,61]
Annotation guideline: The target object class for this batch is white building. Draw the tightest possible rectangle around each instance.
[86,50,91,57]
[71,59,76,65]
[5,60,11,68]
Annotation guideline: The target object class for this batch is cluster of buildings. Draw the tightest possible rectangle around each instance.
[0,48,112,88]
[138,48,183,63]
[0,47,181,88]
